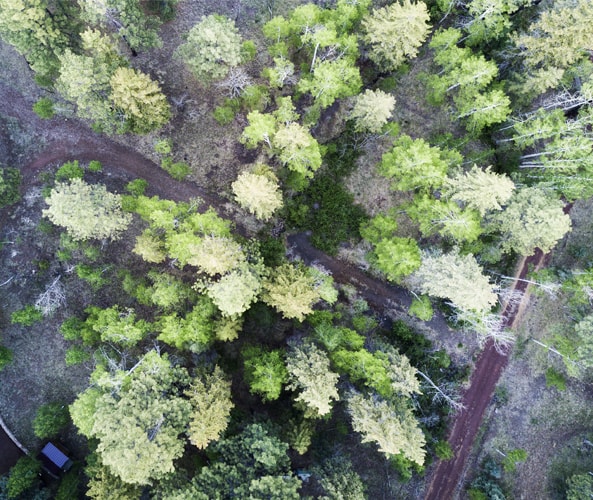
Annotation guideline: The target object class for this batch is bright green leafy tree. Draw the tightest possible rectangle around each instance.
[243,346,288,402]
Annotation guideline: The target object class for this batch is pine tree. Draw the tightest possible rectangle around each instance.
[232,167,284,221]
[286,341,339,417]
[109,67,171,133]
[0,0,71,79]
[490,187,571,255]
[350,89,396,133]
[186,366,234,449]
[72,351,191,486]
[176,15,244,82]
[411,249,498,312]
[262,263,321,321]
[347,391,426,465]
[78,0,162,51]
[443,165,515,215]
[361,0,431,71]
[43,179,132,241]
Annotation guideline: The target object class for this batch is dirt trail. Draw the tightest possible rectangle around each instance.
[424,249,550,500]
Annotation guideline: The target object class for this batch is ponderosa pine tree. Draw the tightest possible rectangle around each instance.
[0,0,72,80]
[286,341,339,417]
[78,0,163,51]
[350,89,396,133]
[202,264,262,318]
[109,67,171,134]
[443,165,515,215]
[262,263,322,321]
[185,366,233,449]
[410,249,498,313]
[43,179,132,241]
[232,165,283,221]
[361,0,431,71]
[56,31,119,130]
[71,351,191,486]
[489,186,571,255]
[347,390,426,465]
[176,15,244,82]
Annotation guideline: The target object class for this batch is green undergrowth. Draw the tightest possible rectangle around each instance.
[285,127,369,254]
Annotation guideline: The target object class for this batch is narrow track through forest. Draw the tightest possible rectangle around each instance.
[0,84,554,496]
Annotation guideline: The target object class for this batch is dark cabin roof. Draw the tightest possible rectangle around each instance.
[39,442,72,477]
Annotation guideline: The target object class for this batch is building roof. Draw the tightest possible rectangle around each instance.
[41,442,69,468]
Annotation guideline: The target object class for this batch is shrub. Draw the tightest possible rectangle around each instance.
[6,456,41,498]
[435,440,454,460]
[241,85,270,112]
[213,105,236,125]
[241,40,257,62]
[55,467,80,500]
[0,167,21,208]
[0,345,13,371]
[76,264,108,290]
[162,161,190,181]
[55,160,84,181]
[65,346,91,366]
[154,138,172,155]
[126,178,148,196]
[10,305,43,326]
[545,367,566,391]
[502,448,527,473]
[409,295,434,321]
[33,402,70,439]
[32,97,55,118]
[87,160,102,173]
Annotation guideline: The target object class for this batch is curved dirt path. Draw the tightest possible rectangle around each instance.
[424,248,551,500]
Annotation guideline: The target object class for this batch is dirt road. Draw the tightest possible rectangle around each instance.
[424,249,549,499]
